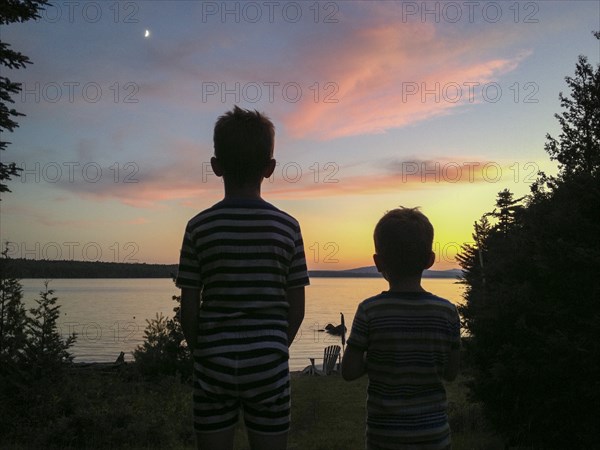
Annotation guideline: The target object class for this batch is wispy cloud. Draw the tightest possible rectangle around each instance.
[30,138,210,208]
[279,22,529,139]
[263,157,503,199]
[131,12,530,140]
[45,148,535,206]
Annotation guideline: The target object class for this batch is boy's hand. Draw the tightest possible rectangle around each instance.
[443,345,460,381]
[341,345,367,381]
[286,287,305,346]
[180,288,201,353]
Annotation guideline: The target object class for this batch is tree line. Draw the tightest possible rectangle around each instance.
[7,258,179,278]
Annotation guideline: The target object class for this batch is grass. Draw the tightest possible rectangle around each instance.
[1,366,503,449]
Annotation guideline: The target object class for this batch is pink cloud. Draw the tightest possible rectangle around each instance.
[262,157,508,199]
[45,138,218,208]
[278,22,529,140]
[48,145,517,206]
[92,13,531,142]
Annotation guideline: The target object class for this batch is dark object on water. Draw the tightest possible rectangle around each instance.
[323,323,346,336]
[115,351,125,364]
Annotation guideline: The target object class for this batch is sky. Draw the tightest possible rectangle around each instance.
[1,0,599,271]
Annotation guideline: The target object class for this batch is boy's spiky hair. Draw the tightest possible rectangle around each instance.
[374,206,434,277]
[213,105,275,186]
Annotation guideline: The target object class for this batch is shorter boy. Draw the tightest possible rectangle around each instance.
[342,207,460,450]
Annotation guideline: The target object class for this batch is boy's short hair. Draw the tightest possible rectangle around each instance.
[374,207,434,277]
[213,105,275,186]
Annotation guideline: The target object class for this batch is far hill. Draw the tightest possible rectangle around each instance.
[4,259,461,279]
[310,266,461,279]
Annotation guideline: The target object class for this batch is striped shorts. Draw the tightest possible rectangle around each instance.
[193,350,290,435]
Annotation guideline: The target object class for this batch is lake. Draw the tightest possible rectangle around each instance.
[20,277,464,371]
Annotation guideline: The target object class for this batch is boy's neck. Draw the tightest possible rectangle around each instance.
[223,182,263,200]
[386,276,426,293]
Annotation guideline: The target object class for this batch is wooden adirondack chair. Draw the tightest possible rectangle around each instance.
[303,345,341,376]
[321,344,341,375]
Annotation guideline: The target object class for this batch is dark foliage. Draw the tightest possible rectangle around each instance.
[0,250,77,440]
[458,32,600,449]
[544,31,600,178]
[0,0,49,195]
[26,281,77,378]
[133,291,193,381]
[0,248,30,393]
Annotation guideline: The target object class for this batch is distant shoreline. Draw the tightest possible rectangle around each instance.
[5,258,461,279]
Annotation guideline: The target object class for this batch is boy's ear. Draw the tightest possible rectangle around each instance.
[425,251,435,270]
[373,253,384,273]
[373,254,390,282]
[263,158,276,179]
[211,157,224,177]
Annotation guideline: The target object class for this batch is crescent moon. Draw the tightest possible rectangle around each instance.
[144,29,150,38]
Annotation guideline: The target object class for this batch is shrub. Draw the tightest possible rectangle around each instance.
[133,293,192,380]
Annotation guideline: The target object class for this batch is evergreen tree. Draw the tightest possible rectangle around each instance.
[544,31,600,178]
[486,188,523,236]
[0,246,29,388]
[457,215,491,307]
[26,281,76,378]
[133,291,192,380]
[458,31,600,449]
[0,0,49,195]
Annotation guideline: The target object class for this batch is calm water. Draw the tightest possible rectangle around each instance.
[21,277,463,371]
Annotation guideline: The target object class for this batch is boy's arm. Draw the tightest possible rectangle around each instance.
[180,288,201,352]
[286,287,305,346]
[443,345,460,381]
[342,345,367,381]
[443,307,461,381]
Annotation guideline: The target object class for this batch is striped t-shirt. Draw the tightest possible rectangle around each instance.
[347,291,460,450]
[175,198,309,358]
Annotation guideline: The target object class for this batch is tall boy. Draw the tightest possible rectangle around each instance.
[342,207,460,450]
[176,106,309,450]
